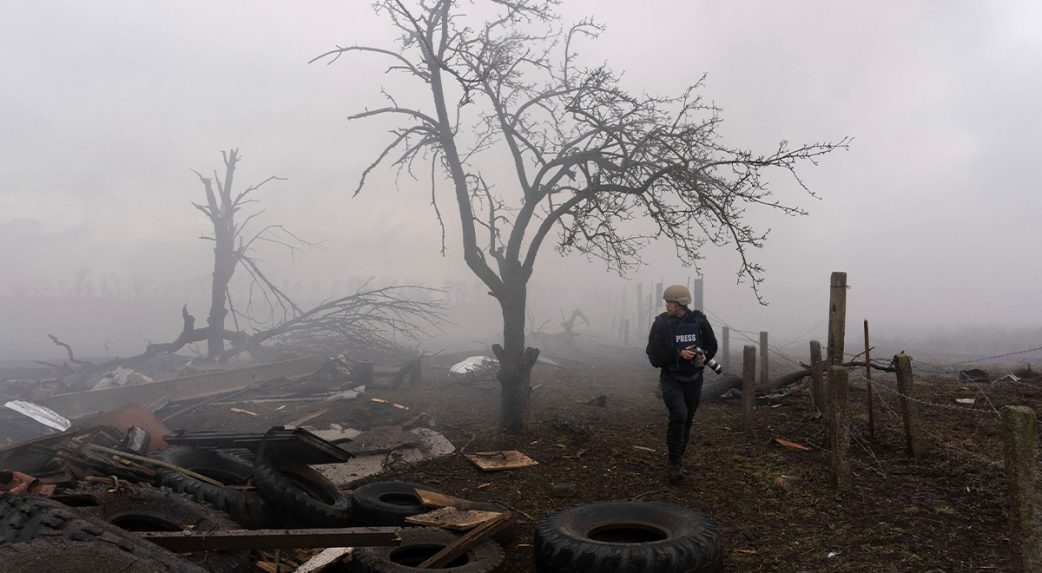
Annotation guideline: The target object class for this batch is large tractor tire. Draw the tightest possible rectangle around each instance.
[533,501,722,573]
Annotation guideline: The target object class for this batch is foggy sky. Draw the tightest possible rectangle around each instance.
[2,1,1041,361]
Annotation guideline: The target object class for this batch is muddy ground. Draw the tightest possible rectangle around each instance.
[170,347,1035,572]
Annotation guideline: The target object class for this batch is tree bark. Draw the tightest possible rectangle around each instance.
[491,285,539,433]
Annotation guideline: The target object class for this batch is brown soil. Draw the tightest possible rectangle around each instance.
[172,349,1032,572]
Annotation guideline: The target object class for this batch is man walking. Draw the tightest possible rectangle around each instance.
[646,284,718,481]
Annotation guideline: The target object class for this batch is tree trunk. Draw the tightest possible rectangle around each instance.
[492,284,539,433]
[207,221,235,359]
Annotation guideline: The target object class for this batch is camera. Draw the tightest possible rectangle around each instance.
[690,346,724,374]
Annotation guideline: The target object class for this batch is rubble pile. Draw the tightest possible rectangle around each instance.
[0,353,511,572]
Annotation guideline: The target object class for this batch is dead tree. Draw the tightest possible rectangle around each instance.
[191,149,297,359]
[43,151,445,372]
[314,0,849,432]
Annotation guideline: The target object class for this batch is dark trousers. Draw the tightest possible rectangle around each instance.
[661,373,704,464]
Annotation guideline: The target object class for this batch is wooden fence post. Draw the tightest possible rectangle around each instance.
[759,331,769,386]
[827,272,847,366]
[893,353,921,458]
[810,340,825,415]
[863,319,875,442]
[742,345,756,434]
[1003,405,1042,572]
[721,326,731,373]
[829,365,850,492]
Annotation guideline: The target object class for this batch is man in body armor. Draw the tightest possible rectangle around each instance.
[645,284,718,481]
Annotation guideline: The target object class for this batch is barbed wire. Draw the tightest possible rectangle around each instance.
[853,373,999,416]
[702,308,1040,376]
[871,384,1002,468]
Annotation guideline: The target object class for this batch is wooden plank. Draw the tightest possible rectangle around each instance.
[404,507,501,530]
[416,512,512,569]
[414,488,467,508]
[139,527,400,552]
[463,450,538,471]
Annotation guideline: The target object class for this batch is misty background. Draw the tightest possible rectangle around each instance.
[2,1,1040,367]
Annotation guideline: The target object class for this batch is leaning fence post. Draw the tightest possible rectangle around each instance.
[893,353,921,458]
[810,340,825,415]
[829,365,850,492]
[742,345,756,434]
[1003,405,1042,572]
[759,331,769,386]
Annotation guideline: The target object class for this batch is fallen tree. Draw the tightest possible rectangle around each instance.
[703,357,897,402]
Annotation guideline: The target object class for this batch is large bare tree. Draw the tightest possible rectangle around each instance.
[314,0,849,432]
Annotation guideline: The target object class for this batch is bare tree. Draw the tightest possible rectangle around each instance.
[191,149,301,359]
[314,0,849,432]
[43,151,444,373]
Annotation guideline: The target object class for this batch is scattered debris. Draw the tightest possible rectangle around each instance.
[292,547,353,573]
[0,470,56,495]
[230,407,259,416]
[464,450,539,471]
[957,369,989,382]
[404,506,502,530]
[994,374,1021,383]
[3,400,71,432]
[632,445,656,453]
[955,398,976,405]
[773,438,811,451]
[449,356,498,374]
[772,475,796,492]
[91,367,155,391]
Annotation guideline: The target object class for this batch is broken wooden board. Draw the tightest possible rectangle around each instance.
[404,506,502,530]
[415,488,467,508]
[463,450,538,471]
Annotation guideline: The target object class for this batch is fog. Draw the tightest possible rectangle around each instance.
[2,1,1040,366]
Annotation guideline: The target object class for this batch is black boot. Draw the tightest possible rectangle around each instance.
[668,459,687,482]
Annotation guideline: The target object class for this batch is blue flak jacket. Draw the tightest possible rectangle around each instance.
[645,310,718,381]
